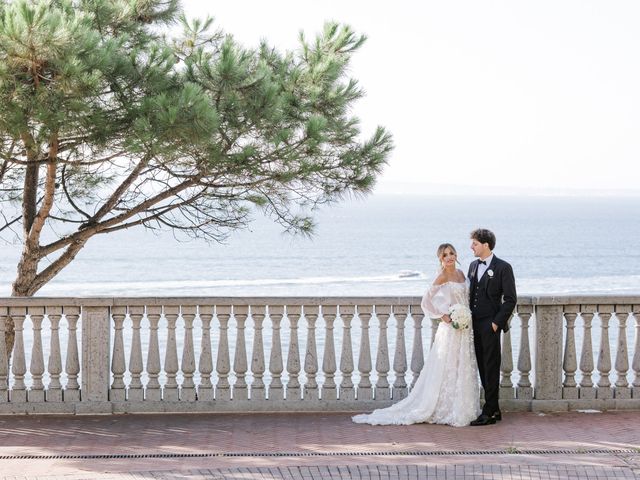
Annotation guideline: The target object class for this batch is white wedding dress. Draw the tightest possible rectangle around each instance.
[352,280,481,427]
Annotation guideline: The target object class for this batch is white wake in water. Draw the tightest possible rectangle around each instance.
[21,273,640,297]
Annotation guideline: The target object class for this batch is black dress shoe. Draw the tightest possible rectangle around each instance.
[493,410,502,422]
[470,414,496,426]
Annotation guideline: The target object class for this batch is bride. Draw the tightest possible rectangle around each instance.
[352,243,480,427]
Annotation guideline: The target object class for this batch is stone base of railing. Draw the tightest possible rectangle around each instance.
[528,398,640,413]
[1,398,638,416]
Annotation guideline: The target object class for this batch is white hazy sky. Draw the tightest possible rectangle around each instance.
[181,0,640,194]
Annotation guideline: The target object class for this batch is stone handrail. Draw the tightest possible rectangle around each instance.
[0,295,638,414]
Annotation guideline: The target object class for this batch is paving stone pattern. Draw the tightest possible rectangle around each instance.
[0,411,638,479]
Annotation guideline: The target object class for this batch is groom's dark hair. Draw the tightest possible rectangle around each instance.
[470,228,496,250]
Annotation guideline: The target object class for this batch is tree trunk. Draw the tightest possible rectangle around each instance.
[8,131,41,355]
[6,133,59,355]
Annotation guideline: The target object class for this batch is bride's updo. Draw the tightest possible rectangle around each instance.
[437,243,457,258]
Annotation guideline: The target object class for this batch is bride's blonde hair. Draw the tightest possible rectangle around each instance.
[437,243,460,268]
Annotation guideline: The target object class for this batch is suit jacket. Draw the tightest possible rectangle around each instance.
[468,255,517,333]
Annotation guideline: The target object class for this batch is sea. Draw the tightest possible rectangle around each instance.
[0,194,638,390]
[1,194,640,297]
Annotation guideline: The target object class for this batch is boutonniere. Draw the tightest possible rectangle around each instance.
[487,269,494,278]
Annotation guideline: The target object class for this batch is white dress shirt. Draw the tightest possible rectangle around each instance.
[477,253,494,280]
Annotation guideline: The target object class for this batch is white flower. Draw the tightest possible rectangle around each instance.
[487,269,494,277]
[449,303,471,330]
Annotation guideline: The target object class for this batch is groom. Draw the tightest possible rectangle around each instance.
[468,228,517,426]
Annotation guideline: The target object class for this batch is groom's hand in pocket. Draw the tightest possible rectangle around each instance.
[492,322,498,332]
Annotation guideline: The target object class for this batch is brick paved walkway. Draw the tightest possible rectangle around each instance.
[0,411,638,479]
[2,463,637,480]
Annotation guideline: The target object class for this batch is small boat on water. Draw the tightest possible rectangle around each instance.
[398,270,421,278]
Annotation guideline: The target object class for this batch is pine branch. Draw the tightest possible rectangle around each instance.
[61,164,92,219]
[0,212,22,234]
[85,153,153,227]
[40,178,197,256]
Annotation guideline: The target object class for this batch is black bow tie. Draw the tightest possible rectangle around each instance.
[478,260,486,265]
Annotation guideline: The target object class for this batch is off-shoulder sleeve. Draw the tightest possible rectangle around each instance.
[421,283,450,319]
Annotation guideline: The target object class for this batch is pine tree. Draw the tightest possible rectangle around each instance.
[0,0,393,352]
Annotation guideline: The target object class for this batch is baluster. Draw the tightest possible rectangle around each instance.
[251,305,267,401]
[303,305,319,401]
[579,307,596,399]
[46,307,63,402]
[163,306,180,401]
[614,305,631,399]
[633,306,640,399]
[110,306,127,401]
[146,306,162,401]
[286,305,302,401]
[597,306,613,399]
[410,305,424,389]
[375,305,391,401]
[64,307,80,402]
[339,305,355,401]
[562,307,579,399]
[267,305,283,401]
[357,305,373,401]
[233,305,249,401]
[9,307,27,403]
[28,307,45,402]
[321,305,338,401]
[181,306,197,401]
[516,306,533,399]
[128,306,144,402]
[499,326,514,399]
[198,305,214,401]
[216,305,232,401]
[0,308,8,402]
[392,305,408,400]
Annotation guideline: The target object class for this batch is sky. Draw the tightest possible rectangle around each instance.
[180,1,640,195]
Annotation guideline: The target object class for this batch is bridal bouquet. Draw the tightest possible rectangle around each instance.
[449,303,471,330]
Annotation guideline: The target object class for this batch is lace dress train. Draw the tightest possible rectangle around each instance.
[352,281,480,427]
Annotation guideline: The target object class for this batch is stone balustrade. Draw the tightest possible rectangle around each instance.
[0,296,638,414]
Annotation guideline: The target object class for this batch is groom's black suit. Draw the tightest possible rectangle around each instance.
[468,255,517,418]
